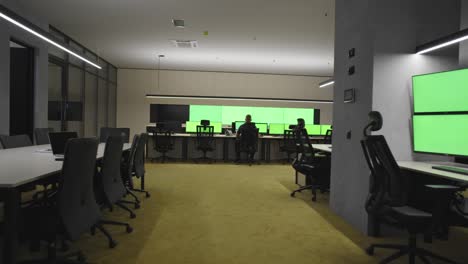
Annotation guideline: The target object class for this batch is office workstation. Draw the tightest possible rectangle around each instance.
[2,0,468,264]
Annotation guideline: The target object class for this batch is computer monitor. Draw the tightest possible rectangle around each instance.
[413,115,468,157]
[254,123,268,134]
[305,124,321,135]
[320,125,332,135]
[49,132,78,155]
[185,121,222,133]
[269,124,286,135]
[235,121,245,132]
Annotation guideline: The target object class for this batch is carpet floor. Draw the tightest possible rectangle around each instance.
[68,163,468,264]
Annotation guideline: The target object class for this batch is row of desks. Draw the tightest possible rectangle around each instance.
[0,143,131,264]
[147,133,326,162]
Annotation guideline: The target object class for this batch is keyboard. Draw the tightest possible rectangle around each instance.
[432,165,468,176]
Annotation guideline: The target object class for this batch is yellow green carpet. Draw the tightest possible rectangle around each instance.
[70,163,468,264]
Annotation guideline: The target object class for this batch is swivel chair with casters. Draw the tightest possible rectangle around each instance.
[290,128,330,201]
[237,128,259,165]
[0,134,32,149]
[279,130,297,163]
[361,111,458,264]
[195,122,215,163]
[148,127,175,163]
[131,133,151,198]
[21,138,101,264]
[121,135,142,208]
[34,128,53,145]
[324,128,333,144]
[100,127,130,143]
[93,136,134,249]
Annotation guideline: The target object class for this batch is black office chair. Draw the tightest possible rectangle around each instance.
[148,127,175,163]
[0,134,32,149]
[93,136,134,249]
[280,130,297,163]
[290,128,330,201]
[100,127,130,143]
[21,138,101,263]
[324,128,333,144]
[195,123,215,163]
[34,128,53,145]
[361,111,457,264]
[238,128,259,165]
[121,134,143,208]
[130,133,151,198]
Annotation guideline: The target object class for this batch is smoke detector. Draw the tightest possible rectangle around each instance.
[171,40,198,48]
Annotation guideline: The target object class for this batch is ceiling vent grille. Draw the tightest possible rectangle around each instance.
[171,40,198,48]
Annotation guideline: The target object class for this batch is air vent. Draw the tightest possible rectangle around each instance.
[172,19,185,28]
[171,40,198,48]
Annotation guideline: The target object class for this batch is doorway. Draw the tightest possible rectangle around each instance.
[9,40,35,139]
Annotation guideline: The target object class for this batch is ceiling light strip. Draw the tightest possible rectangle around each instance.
[319,79,334,88]
[146,94,333,104]
[0,5,101,69]
[416,27,468,55]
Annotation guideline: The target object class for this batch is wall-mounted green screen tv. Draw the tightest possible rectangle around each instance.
[413,68,468,113]
[185,121,222,133]
[320,125,332,135]
[413,115,468,156]
[189,105,315,125]
[305,124,321,135]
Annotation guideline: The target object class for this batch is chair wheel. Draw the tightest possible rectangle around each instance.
[77,253,86,262]
[126,226,133,233]
[290,192,296,197]
[109,240,118,249]
[135,203,141,209]
[312,196,317,202]
[365,246,374,256]
[130,213,136,219]
[145,193,151,198]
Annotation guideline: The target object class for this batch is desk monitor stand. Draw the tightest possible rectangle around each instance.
[432,165,468,176]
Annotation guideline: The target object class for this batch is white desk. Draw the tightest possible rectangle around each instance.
[397,161,468,183]
[313,144,332,153]
[0,143,131,264]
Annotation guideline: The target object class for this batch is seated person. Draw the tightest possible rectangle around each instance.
[235,114,257,161]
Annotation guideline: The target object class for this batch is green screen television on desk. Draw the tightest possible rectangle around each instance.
[186,121,222,133]
[255,123,268,134]
[320,125,332,135]
[305,124,321,135]
[269,124,286,135]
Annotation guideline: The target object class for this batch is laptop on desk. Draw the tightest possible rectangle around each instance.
[49,132,78,159]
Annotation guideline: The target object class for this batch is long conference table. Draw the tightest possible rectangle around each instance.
[0,143,131,264]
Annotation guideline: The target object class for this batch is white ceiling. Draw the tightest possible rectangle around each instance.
[18,0,335,76]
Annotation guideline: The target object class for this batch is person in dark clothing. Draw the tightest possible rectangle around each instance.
[235,114,257,161]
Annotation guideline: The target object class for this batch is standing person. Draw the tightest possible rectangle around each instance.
[235,114,257,162]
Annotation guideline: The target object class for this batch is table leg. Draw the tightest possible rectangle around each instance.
[2,188,20,264]
[182,138,188,160]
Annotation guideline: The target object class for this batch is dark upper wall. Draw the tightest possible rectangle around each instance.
[331,0,461,234]
[0,0,49,135]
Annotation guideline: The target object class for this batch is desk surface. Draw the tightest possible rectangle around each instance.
[0,143,131,188]
[313,144,332,153]
[398,161,468,183]
[150,132,323,140]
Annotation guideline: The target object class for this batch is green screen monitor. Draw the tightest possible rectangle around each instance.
[235,121,245,132]
[320,125,332,135]
[413,115,468,156]
[305,124,321,135]
[255,123,268,134]
[185,121,222,133]
[269,124,286,135]
[413,69,468,113]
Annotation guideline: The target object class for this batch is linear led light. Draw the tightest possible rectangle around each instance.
[0,7,101,69]
[319,79,334,88]
[416,27,468,55]
[146,94,333,104]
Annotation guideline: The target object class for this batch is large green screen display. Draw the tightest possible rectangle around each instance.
[413,69,468,113]
[186,121,222,133]
[189,105,315,125]
[413,115,468,156]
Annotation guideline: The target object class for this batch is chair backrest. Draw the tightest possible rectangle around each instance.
[240,128,259,152]
[295,128,315,162]
[58,138,101,241]
[282,130,296,148]
[34,128,53,145]
[361,111,407,215]
[100,127,130,143]
[122,134,140,184]
[196,125,215,148]
[100,136,126,205]
[153,130,174,151]
[0,134,33,149]
[324,129,333,144]
[134,133,147,178]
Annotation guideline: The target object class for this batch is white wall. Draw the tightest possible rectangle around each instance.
[117,69,334,137]
[0,0,49,135]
